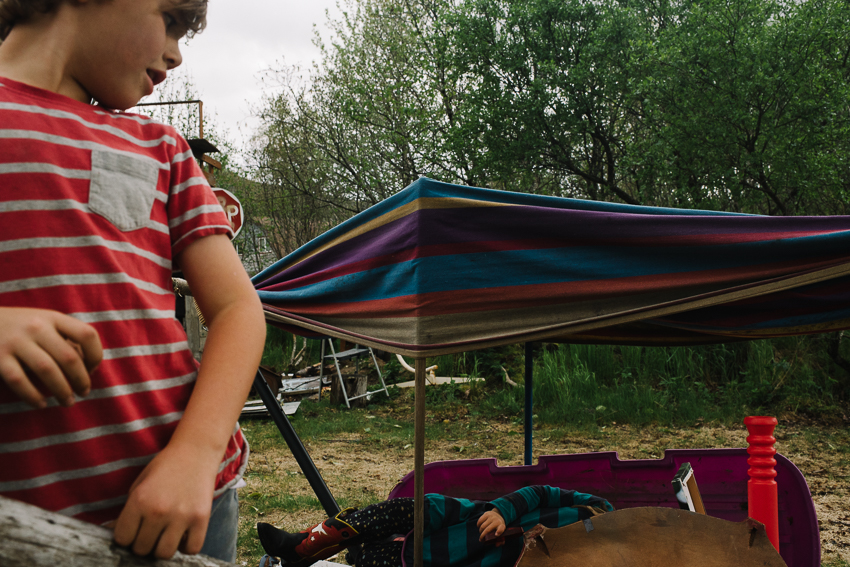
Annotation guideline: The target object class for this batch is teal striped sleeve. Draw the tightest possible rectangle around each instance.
[544,486,563,508]
[425,494,447,531]
[572,490,614,511]
[425,494,480,530]
[487,498,516,525]
[487,486,547,525]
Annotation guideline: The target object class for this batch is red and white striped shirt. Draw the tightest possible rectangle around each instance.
[0,77,248,524]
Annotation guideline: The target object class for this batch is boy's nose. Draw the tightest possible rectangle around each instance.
[164,37,183,70]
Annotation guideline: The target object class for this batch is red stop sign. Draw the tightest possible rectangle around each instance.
[213,188,243,238]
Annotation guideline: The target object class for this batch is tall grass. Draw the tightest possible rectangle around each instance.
[480,336,849,426]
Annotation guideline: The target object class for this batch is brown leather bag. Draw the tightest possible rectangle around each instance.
[517,507,787,567]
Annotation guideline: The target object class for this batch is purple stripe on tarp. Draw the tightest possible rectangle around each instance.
[256,204,850,289]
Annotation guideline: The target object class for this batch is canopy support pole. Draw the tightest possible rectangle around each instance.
[524,342,533,466]
[414,358,426,567]
[253,370,340,517]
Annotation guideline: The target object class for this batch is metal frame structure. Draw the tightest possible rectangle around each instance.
[318,339,389,408]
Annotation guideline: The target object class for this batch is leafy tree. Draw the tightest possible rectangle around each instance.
[448,0,648,202]
[632,0,850,214]
[250,0,850,219]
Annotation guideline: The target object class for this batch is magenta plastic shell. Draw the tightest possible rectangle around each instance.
[388,449,818,567]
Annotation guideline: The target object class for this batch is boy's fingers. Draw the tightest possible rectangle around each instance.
[113,506,143,548]
[28,334,90,403]
[180,521,207,555]
[56,316,102,374]
[0,357,46,408]
[131,520,163,558]
[155,525,185,560]
[17,341,77,406]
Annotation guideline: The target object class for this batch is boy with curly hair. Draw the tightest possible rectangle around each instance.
[0,0,266,562]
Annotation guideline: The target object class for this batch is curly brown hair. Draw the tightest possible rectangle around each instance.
[0,0,208,41]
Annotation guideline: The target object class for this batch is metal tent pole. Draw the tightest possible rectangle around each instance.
[252,370,341,517]
[414,358,426,567]
[524,342,533,466]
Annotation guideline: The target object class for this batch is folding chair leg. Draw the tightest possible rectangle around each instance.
[369,347,390,401]
[326,339,351,408]
[319,339,326,397]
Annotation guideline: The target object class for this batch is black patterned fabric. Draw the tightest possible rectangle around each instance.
[348,498,412,567]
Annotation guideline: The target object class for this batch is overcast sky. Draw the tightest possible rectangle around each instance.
[149,0,343,149]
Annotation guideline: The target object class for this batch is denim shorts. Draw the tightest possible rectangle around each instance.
[200,488,239,562]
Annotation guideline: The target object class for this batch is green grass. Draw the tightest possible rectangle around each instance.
[244,394,481,451]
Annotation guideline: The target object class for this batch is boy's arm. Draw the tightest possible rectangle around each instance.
[113,234,266,560]
[0,307,101,407]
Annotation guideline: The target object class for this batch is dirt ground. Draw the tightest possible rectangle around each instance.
[236,418,849,566]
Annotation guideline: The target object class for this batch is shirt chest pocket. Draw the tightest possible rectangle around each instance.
[88,150,160,231]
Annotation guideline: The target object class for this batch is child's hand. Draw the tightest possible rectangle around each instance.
[113,442,219,559]
[477,509,506,542]
[0,307,101,407]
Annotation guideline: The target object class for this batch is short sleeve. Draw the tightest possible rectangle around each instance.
[166,134,232,257]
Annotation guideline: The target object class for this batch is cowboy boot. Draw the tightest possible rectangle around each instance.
[257,508,360,567]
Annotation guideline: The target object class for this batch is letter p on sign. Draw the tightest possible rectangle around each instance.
[213,188,243,239]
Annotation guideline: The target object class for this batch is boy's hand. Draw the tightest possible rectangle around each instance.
[0,307,101,407]
[478,509,506,542]
[113,441,219,559]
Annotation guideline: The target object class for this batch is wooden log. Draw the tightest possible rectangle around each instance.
[0,495,235,567]
[348,375,368,407]
[329,374,368,407]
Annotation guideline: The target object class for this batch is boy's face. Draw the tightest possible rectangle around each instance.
[70,0,187,109]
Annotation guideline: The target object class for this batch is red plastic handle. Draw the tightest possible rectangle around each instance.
[745,416,779,551]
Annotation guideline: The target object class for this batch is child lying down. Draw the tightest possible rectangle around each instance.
[257,485,612,567]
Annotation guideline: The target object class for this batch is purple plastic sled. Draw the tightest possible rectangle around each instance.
[388,449,818,567]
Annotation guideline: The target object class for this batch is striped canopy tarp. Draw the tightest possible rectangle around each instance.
[252,178,850,356]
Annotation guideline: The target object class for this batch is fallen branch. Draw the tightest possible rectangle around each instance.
[0,495,234,567]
